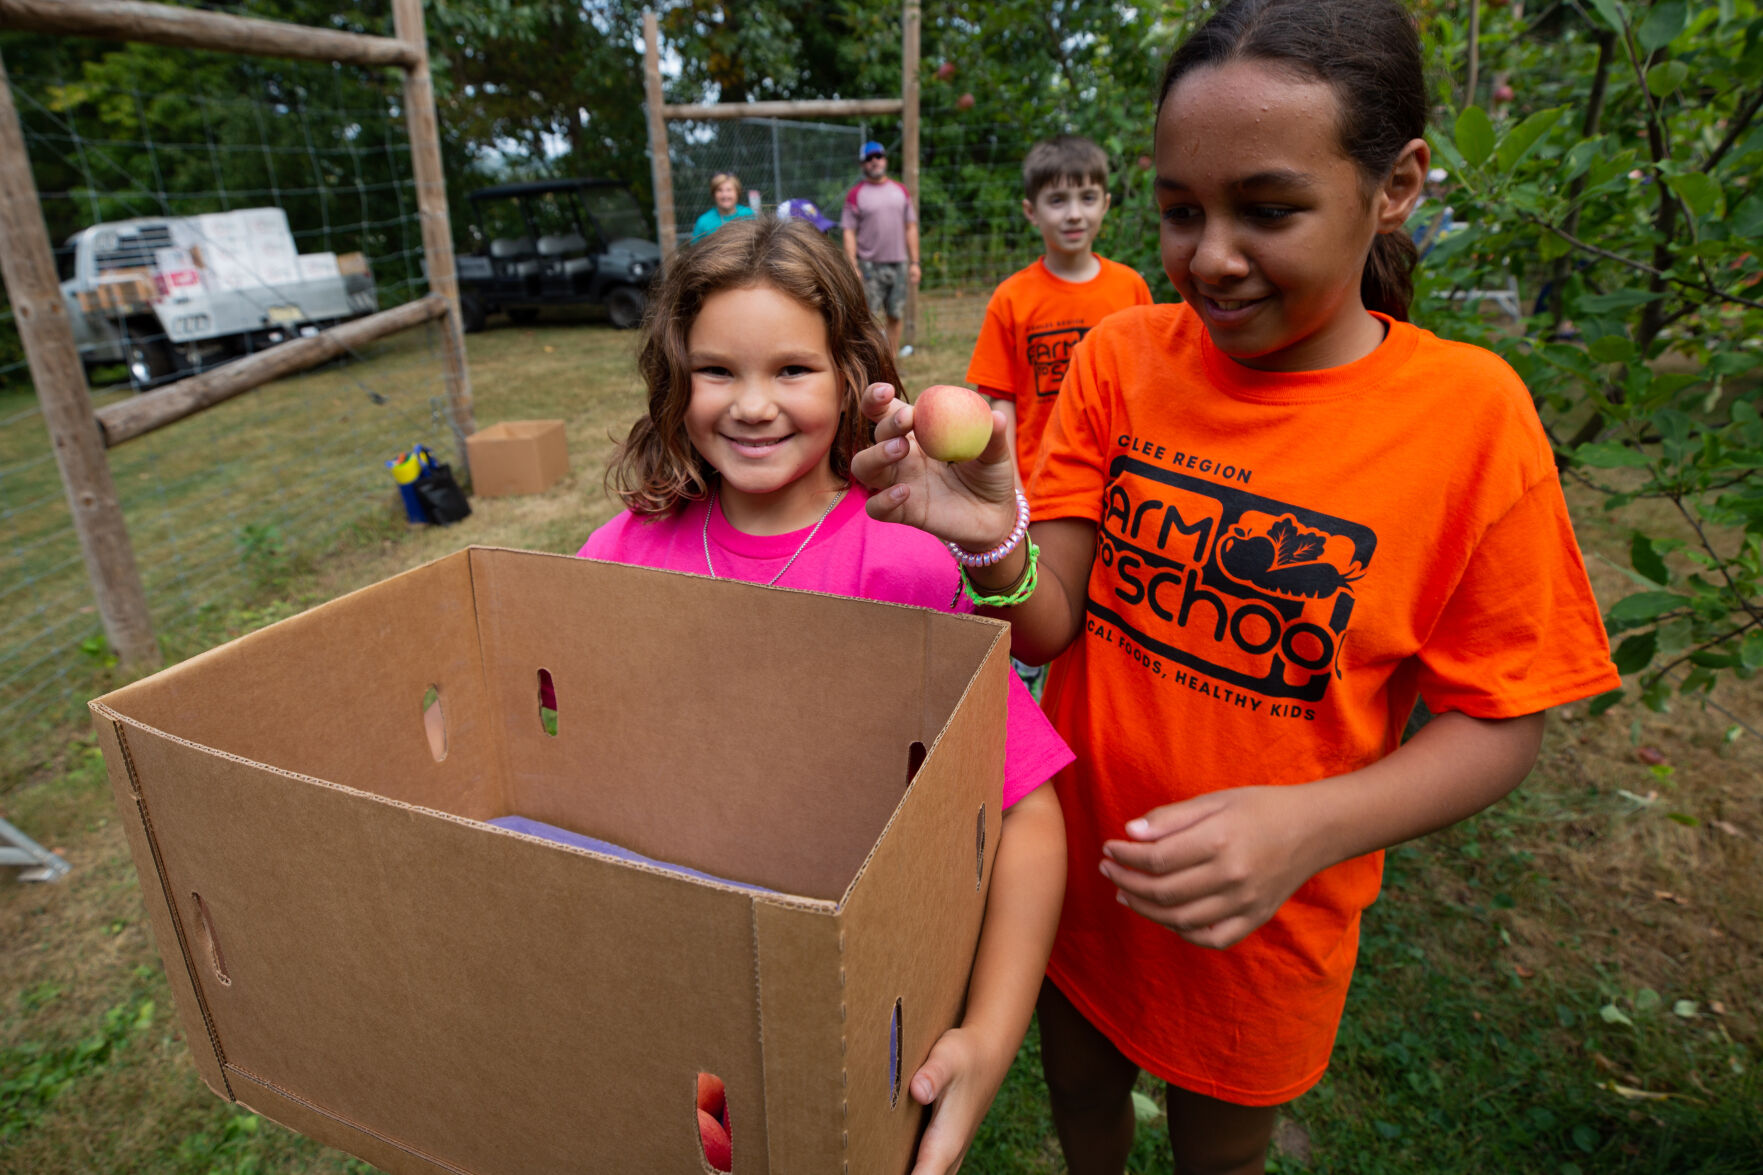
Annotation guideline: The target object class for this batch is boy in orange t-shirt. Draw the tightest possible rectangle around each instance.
[968,135,1152,692]
[967,135,1153,487]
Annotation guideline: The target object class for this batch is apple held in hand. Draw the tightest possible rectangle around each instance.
[913,384,993,463]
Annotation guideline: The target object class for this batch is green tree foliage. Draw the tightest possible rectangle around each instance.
[0,0,467,318]
[427,1,650,203]
[907,1,1187,294]
[1416,0,1762,714]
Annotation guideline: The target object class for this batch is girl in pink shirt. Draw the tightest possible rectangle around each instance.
[579,217,1071,1175]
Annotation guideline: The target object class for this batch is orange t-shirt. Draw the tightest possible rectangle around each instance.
[965,255,1153,481]
[1030,304,1620,1105]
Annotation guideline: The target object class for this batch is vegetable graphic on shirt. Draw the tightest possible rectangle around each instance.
[1218,515,1364,600]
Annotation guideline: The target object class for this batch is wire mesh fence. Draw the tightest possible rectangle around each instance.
[665,116,866,248]
[660,115,1170,296]
[0,32,1169,772]
[0,46,456,771]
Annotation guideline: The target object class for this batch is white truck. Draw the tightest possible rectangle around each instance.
[58,207,378,390]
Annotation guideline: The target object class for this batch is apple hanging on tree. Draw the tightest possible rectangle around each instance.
[956,92,975,111]
[936,61,956,82]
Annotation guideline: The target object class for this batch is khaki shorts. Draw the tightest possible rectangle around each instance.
[859,260,909,319]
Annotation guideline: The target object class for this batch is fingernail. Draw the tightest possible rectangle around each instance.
[1116,892,1129,906]
[1101,844,1116,861]
[1126,818,1150,837]
[1098,860,1112,879]
[890,485,908,503]
[887,438,906,456]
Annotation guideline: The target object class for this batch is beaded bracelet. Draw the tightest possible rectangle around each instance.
[944,490,1030,568]
[960,535,1039,608]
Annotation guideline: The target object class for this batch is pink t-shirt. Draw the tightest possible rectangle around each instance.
[840,178,917,264]
[578,487,1073,807]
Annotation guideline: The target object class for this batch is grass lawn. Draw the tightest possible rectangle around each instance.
[2,294,1759,1173]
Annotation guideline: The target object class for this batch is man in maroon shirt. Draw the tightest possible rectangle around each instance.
[841,140,921,356]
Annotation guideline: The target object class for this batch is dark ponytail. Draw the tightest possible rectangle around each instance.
[1157,0,1426,320]
[1364,232,1419,324]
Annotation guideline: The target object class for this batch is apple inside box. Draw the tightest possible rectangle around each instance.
[89,547,1009,1175]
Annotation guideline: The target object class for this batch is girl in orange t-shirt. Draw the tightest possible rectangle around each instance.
[852,1,1620,1172]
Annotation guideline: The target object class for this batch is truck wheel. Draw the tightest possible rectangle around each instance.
[507,307,541,326]
[460,293,488,334]
[606,286,645,330]
[126,339,178,392]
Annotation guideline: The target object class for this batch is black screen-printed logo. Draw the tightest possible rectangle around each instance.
[1087,456,1377,703]
[1026,326,1088,398]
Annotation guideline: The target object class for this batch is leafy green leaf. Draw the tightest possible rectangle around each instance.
[1634,988,1662,1013]
[1426,128,1467,174]
[1575,288,1665,313]
[1607,591,1684,625]
[1600,1003,1634,1025]
[1131,1090,1161,1123]
[1637,2,1687,51]
[1574,442,1651,469]
[1648,59,1691,96]
[1454,106,1496,167]
[1585,0,1628,32]
[1673,999,1699,1018]
[1742,630,1763,670]
[1497,106,1568,172]
[1666,172,1724,219]
[1666,811,1701,825]
[1588,688,1625,716]
[1588,335,1636,364]
[1612,630,1657,675]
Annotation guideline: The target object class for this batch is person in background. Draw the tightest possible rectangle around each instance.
[842,140,920,357]
[779,197,837,234]
[692,172,755,243]
[965,133,1154,694]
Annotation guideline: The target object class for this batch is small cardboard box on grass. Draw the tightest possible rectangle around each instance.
[465,420,570,497]
[89,547,1009,1174]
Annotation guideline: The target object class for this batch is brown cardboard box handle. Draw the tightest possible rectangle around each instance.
[191,892,232,987]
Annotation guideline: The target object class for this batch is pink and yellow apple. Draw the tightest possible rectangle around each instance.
[913,384,993,463]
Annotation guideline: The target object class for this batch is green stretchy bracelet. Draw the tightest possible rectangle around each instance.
[960,535,1039,608]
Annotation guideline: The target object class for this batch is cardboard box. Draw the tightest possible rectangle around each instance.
[90,548,1010,1174]
[465,420,570,497]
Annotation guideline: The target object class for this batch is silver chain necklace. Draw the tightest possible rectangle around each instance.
[702,485,847,586]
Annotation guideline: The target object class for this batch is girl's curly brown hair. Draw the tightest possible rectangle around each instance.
[607,217,902,517]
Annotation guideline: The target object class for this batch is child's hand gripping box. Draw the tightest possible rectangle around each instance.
[89,547,1009,1174]
[464,420,570,497]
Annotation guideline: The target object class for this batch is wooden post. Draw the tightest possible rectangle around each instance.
[660,98,904,120]
[0,50,158,667]
[901,0,921,350]
[96,296,450,446]
[0,0,418,69]
[391,0,475,468]
[643,10,677,264]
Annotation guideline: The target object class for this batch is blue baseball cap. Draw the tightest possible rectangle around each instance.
[861,140,887,160]
[780,198,836,232]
